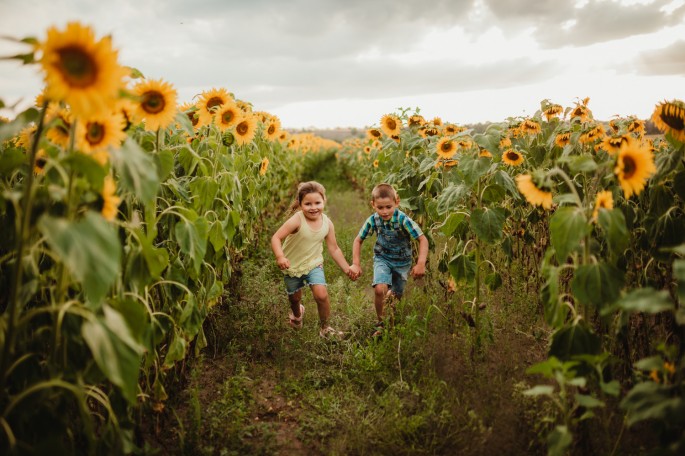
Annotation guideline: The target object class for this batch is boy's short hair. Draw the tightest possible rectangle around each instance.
[371,183,397,201]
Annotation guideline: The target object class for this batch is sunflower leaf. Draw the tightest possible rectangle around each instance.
[110,138,160,204]
[550,206,590,263]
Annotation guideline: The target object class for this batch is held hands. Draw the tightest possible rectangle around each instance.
[347,264,361,281]
[411,262,426,279]
[276,256,290,270]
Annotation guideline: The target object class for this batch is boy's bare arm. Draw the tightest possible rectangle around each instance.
[411,234,429,278]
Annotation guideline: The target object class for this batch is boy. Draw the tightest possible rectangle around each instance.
[349,183,428,336]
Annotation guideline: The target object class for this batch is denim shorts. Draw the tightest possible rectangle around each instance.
[372,256,411,297]
[284,264,326,295]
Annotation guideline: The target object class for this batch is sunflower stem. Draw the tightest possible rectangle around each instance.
[0,102,49,396]
[549,166,583,207]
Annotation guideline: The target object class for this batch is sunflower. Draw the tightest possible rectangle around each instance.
[264,116,282,141]
[76,112,127,157]
[435,137,457,159]
[115,97,140,131]
[592,190,613,222]
[443,159,458,168]
[499,135,512,149]
[600,134,633,156]
[479,148,493,158]
[34,148,48,175]
[236,99,253,113]
[544,104,563,121]
[651,100,685,142]
[215,101,241,132]
[373,159,379,168]
[46,106,72,148]
[259,157,269,176]
[516,174,553,210]
[380,114,402,136]
[363,145,372,155]
[627,118,645,136]
[555,132,572,148]
[408,114,426,127]
[233,114,258,146]
[579,124,605,144]
[520,119,541,135]
[101,175,121,221]
[39,22,126,119]
[614,140,656,198]
[502,149,524,166]
[17,125,38,149]
[570,100,591,123]
[443,123,464,136]
[196,87,232,125]
[367,128,382,140]
[134,78,177,131]
[278,131,289,143]
[431,117,443,127]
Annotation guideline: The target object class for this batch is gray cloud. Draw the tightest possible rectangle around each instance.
[634,39,685,75]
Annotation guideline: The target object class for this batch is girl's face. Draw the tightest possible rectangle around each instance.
[300,192,325,220]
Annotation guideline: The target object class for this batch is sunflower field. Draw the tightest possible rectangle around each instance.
[0,22,339,454]
[2,20,685,456]
[337,100,685,454]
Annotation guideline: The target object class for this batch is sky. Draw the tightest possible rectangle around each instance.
[1,0,684,129]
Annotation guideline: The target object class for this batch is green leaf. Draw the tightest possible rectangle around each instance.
[547,425,573,456]
[565,155,598,174]
[575,393,604,408]
[138,229,169,278]
[598,208,629,256]
[549,323,601,360]
[163,330,187,368]
[436,183,469,215]
[39,212,121,305]
[491,170,519,198]
[550,206,590,263]
[155,149,175,182]
[110,138,160,204]
[63,153,107,190]
[571,263,624,310]
[600,380,621,397]
[523,385,555,396]
[470,207,505,244]
[541,262,567,328]
[674,259,685,304]
[614,288,674,314]
[0,148,27,176]
[175,110,194,137]
[620,381,684,426]
[82,305,144,403]
[0,107,39,144]
[458,155,490,186]
[448,253,476,283]
[439,212,467,237]
[485,272,502,291]
[526,356,564,377]
[189,176,219,212]
[174,210,209,274]
[209,220,226,252]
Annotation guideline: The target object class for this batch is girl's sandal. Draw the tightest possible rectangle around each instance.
[288,304,305,328]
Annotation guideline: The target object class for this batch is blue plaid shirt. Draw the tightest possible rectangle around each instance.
[358,209,423,241]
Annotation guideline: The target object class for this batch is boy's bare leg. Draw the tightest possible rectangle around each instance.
[373,283,389,322]
[311,284,331,329]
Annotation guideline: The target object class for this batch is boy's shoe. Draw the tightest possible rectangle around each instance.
[319,326,344,339]
[288,305,305,329]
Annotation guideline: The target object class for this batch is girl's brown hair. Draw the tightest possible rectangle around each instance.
[289,181,326,213]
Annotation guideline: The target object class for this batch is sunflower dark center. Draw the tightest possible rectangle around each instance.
[386,119,397,130]
[268,125,276,135]
[441,142,452,152]
[507,151,519,160]
[186,111,198,126]
[236,122,248,135]
[206,97,223,110]
[86,122,105,145]
[661,112,685,131]
[142,91,165,114]
[57,46,97,88]
[623,156,636,178]
[222,111,234,124]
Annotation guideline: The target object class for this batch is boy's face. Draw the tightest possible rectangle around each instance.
[372,196,398,221]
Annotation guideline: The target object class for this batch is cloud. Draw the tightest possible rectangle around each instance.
[634,39,685,75]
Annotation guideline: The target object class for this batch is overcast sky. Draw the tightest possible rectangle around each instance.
[1,0,684,128]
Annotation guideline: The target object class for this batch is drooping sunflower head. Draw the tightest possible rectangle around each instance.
[17,125,38,150]
[233,113,258,146]
[555,131,572,148]
[543,104,563,121]
[570,100,592,123]
[436,137,457,159]
[627,118,645,136]
[502,149,524,166]
[408,114,426,127]
[651,100,685,142]
[479,148,493,158]
[380,114,402,137]
[499,135,512,149]
[614,139,656,198]
[520,119,542,136]
[34,148,48,175]
[215,101,241,132]
[39,22,127,119]
[134,78,178,131]
[600,134,634,156]
[45,106,73,148]
[592,190,614,222]
[443,123,465,136]
[259,157,269,176]
[443,159,458,168]
[516,173,553,210]
[178,101,205,131]
[100,175,121,221]
[579,123,606,144]
[76,111,127,156]
[431,117,443,127]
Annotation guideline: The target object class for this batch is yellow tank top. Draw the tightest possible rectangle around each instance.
[281,211,330,277]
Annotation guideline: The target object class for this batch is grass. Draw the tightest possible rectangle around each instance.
[146,164,575,455]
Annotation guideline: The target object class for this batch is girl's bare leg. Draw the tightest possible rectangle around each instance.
[310,284,330,328]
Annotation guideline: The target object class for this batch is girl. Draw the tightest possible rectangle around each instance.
[271,181,356,338]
